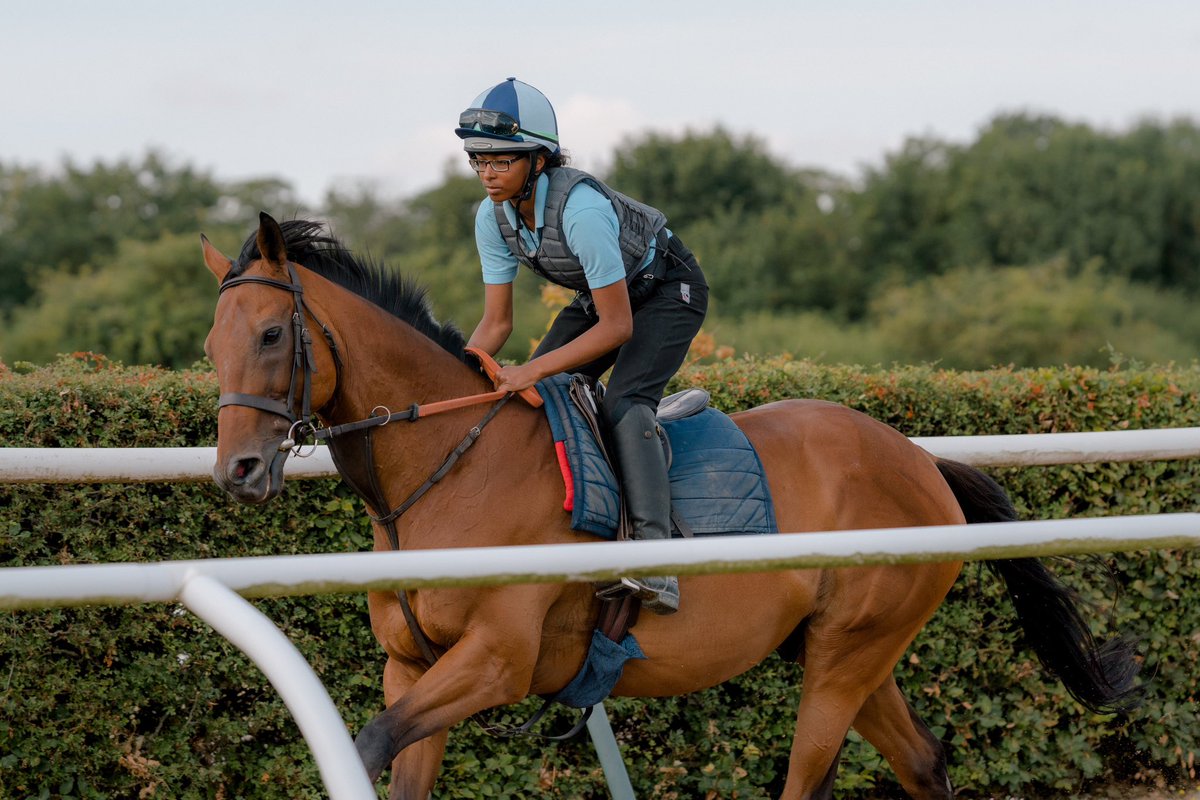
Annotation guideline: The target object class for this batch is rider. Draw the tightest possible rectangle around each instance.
[459,77,709,615]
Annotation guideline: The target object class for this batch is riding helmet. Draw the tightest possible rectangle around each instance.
[455,77,560,154]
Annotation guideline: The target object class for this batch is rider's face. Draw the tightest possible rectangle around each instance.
[470,153,538,204]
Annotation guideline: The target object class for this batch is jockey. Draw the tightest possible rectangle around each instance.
[459,77,709,615]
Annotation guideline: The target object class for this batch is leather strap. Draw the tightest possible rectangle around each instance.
[598,595,641,642]
[466,346,544,409]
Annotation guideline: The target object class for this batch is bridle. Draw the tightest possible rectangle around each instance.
[217,262,342,457]
[217,261,525,453]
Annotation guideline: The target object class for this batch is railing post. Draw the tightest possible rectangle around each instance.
[588,703,636,799]
[178,571,376,800]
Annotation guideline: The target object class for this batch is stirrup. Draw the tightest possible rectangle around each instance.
[597,577,679,615]
[594,578,641,602]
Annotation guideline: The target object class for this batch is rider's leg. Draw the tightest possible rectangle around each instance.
[608,401,678,614]
[601,244,708,613]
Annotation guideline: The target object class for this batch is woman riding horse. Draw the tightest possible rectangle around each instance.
[204,216,1139,799]
[459,77,708,614]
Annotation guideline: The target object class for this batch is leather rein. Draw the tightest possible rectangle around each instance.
[216,264,584,739]
[216,263,519,454]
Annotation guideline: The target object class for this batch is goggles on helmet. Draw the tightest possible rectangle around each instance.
[459,108,524,138]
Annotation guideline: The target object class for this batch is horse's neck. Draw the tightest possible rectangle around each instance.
[306,278,553,545]
[310,284,483,425]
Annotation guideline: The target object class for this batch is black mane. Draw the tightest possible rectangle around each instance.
[231,219,466,360]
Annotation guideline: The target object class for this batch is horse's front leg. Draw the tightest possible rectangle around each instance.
[376,656,448,800]
[355,614,543,790]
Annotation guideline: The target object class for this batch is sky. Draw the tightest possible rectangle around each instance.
[4,1,1199,207]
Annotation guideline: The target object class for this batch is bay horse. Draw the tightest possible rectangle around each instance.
[202,213,1138,799]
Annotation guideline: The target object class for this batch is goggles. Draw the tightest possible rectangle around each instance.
[459,108,523,137]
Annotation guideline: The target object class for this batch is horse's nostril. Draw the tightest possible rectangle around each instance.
[232,457,262,484]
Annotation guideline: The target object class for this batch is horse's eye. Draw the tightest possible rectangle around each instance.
[262,327,283,347]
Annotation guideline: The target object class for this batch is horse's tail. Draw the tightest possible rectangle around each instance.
[935,457,1143,713]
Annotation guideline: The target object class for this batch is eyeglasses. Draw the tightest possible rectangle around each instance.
[459,108,522,137]
[467,156,524,173]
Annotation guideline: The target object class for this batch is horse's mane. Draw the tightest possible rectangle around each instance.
[231,219,467,361]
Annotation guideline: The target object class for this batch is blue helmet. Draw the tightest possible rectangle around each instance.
[455,77,560,154]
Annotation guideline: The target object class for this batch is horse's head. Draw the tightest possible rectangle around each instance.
[203,212,339,504]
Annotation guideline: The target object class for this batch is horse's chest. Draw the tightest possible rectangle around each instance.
[367,590,466,663]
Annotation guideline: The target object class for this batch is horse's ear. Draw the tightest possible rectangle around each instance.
[201,234,233,283]
[256,212,289,274]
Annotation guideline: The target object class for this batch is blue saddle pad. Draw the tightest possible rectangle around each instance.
[534,374,778,539]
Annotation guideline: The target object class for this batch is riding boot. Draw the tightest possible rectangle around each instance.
[609,404,679,615]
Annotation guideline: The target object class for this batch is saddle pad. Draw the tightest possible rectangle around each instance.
[534,373,778,539]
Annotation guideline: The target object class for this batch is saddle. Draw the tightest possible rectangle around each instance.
[535,373,778,542]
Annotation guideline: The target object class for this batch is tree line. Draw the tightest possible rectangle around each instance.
[2,112,1198,370]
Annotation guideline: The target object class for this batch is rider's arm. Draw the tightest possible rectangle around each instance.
[468,200,520,356]
[467,281,515,356]
[492,194,632,392]
[492,278,631,392]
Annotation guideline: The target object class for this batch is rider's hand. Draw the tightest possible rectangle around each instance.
[495,363,540,393]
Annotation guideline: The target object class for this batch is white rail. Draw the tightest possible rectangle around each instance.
[4,514,1200,611]
[3,426,1200,483]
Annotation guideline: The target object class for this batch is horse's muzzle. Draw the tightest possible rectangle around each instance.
[213,446,288,504]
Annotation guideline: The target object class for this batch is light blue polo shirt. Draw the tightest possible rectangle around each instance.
[474,172,658,289]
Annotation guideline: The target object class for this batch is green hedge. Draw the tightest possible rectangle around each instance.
[2,354,1198,799]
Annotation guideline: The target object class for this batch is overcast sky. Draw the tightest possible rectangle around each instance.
[4,1,1198,206]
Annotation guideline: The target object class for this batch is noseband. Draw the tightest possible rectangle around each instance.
[217,262,341,452]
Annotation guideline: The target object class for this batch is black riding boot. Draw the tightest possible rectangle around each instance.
[609,404,679,614]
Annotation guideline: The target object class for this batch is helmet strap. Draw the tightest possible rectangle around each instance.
[513,151,541,230]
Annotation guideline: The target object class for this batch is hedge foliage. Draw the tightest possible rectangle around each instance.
[2,354,1199,799]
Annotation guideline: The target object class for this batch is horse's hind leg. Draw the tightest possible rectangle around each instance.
[780,670,864,799]
[781,564,959,800]
[852,676,952,800]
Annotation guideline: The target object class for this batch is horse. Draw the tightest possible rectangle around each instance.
[202,213,1139,800]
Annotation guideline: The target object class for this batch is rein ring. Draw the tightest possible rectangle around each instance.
[283,419,318,458]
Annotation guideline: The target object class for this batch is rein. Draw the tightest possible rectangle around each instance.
[217,264,517,448]
[217,264,587,740]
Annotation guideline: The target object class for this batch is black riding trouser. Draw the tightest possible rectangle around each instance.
[531,234,709,426]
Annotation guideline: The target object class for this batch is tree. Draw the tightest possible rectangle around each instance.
[0,153,212,309]
[683,190,861,318]
[0,152,304,312]
[853,114,1200,295]
[606,128,805,230]
[869,258,1198,369]
[1,233,218,368]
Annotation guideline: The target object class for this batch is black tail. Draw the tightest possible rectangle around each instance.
[935,458,1142,714]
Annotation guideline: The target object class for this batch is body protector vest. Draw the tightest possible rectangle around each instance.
[492,167,668,293]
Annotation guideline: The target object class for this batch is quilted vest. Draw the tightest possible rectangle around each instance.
[492,167,668,291]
